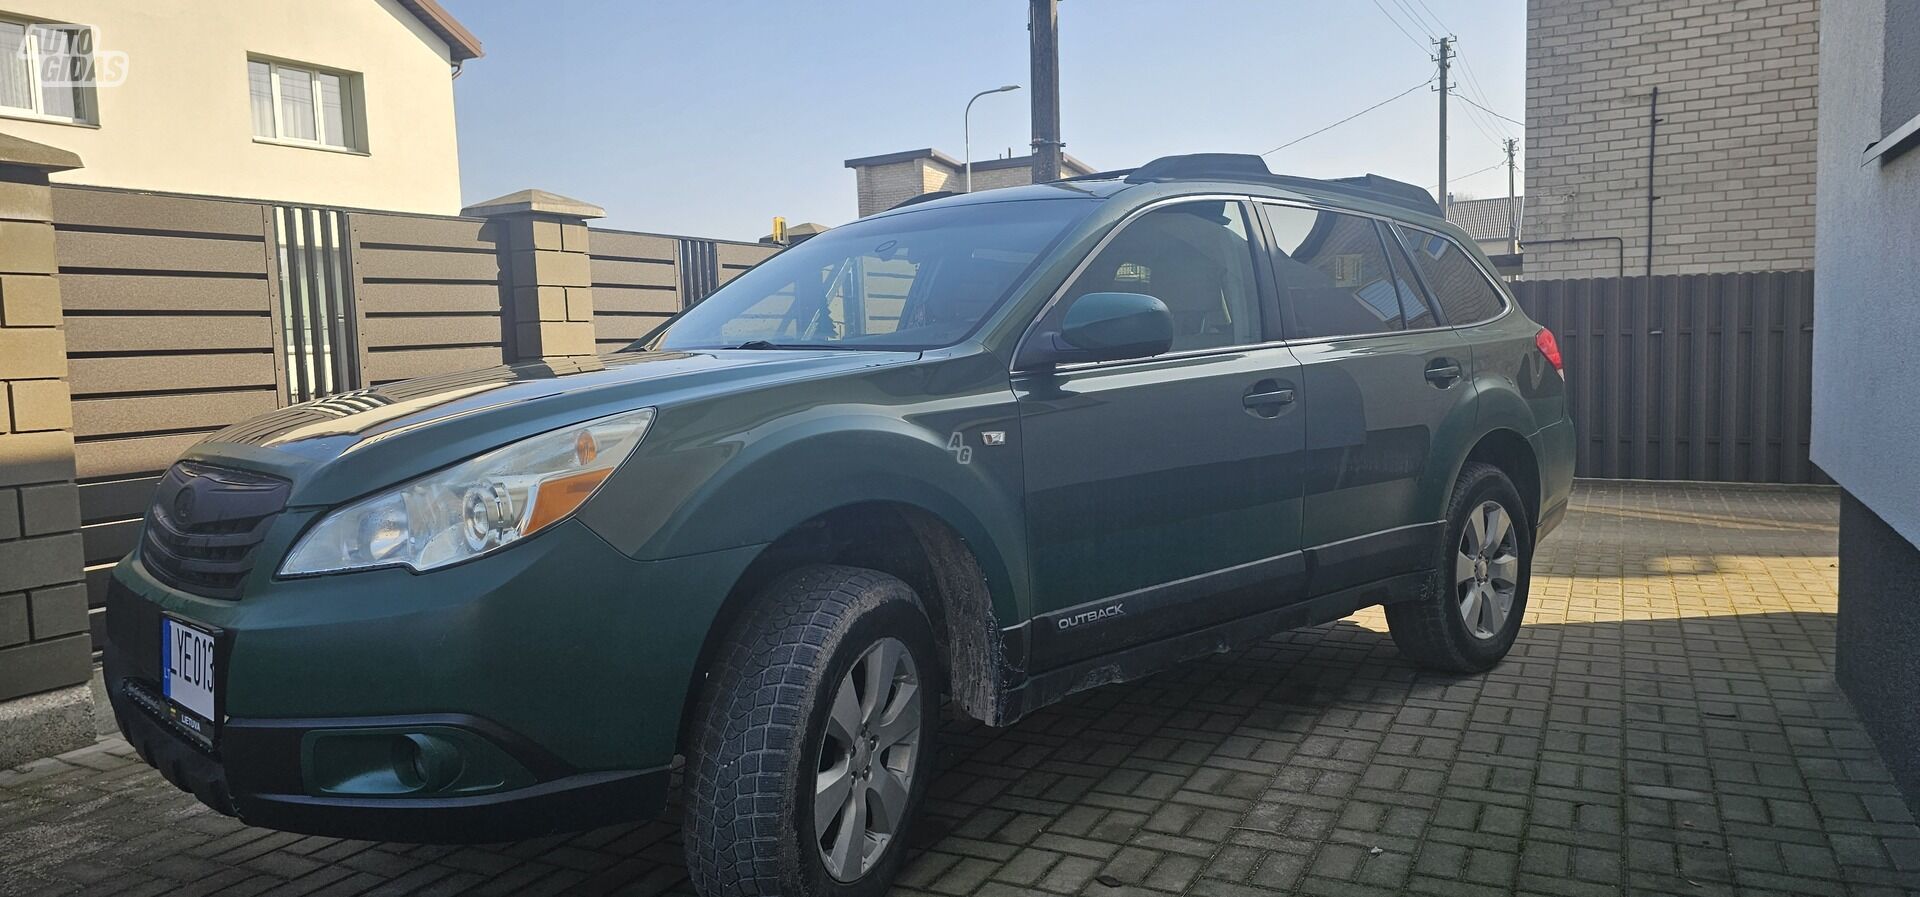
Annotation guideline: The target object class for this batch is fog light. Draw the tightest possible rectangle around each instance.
[303,725,534,798]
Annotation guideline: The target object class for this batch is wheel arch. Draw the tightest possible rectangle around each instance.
[677,500,1020,750]
[1458,428,1542,527]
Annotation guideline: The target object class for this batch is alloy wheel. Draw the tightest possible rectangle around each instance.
[814,637,922,882]
[1456,500,1521,639]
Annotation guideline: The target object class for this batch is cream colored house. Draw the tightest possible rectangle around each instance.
[0,0,479,214]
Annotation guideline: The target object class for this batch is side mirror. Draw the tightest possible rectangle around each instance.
[1026,292,1173,367]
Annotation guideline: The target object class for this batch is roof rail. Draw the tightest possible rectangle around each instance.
[1124,153,1274,183]
[1118,153,1442,217]
[888,190,958,211]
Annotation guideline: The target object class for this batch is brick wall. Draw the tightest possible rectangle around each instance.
[848,150,1098,217]
[0,158,89,712]
[1525,0,1820,278]
[963,164,1039,192]
[853,159,956,218]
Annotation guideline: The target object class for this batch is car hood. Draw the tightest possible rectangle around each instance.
[184,349,915,506]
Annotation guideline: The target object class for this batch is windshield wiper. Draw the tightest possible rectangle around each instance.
[730,340,815,350]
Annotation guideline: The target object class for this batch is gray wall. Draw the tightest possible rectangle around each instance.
[1813,0,1920,545]
[1817,0,1920,815]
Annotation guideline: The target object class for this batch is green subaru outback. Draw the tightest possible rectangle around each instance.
[107,153,1572,897]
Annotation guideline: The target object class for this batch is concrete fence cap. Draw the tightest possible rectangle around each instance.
[461,189,605,220]
[0,134,82,173]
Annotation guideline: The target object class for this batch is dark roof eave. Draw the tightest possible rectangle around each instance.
[843,147,964,169]
[397,0,484,62]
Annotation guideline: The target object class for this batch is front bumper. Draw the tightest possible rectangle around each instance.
[103,516,763,842]
[105,666,667,842]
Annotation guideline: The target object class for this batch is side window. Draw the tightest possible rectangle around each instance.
[1396,225,1507,324]
[1261,204,1408,339]
[1381,225,1438,329]
[1058,200,1261,353]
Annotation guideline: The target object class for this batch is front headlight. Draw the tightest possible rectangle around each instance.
[280,407,655,576]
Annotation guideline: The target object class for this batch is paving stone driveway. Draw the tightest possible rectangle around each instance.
[3,482,1916,897]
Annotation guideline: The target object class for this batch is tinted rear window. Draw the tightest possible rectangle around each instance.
[1396,225,1507,325]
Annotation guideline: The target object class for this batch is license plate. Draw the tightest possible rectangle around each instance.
[161,618,218,723]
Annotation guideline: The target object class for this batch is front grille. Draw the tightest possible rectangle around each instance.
[142,462,291,599]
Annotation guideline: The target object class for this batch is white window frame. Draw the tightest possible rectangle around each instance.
[0,16,98,126]
[250,57,364,154]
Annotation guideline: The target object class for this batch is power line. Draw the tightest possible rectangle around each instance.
[1408,0,1452,35]
[1444,48,1515,144]
[1368,0,1429,53]
[1433,159,1506,189]
[1456,95,1509,148]
[1455,55,1513,135]
[1388,0,1435,36]
[1456,92,1525,128]
[1261,78,1434,156]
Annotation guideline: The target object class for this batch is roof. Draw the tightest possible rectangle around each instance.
[1447,196,1522,244]
[843,147,1096,176]
[395,0,483,62]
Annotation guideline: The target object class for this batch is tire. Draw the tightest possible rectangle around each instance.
[1386,462,1533,673]
[684,564,941,897]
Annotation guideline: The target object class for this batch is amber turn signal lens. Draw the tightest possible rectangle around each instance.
[525,467,614,535]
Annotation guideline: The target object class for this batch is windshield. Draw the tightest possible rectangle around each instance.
[648,198,1096,351]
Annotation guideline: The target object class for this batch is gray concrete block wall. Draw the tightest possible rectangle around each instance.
[1525,0,1819,279]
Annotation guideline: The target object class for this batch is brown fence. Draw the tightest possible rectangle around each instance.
[1513,270,1820,484]
[50,185,778,650]
[589,230,684,353]
[349,212,507,385]
[54,189,283,642]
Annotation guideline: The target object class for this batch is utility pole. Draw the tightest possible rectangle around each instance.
[1028,0,1062,183]
[1504,137,1519,255]
[1436,36,1453,219]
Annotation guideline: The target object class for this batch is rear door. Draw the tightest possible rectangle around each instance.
[1014,198,1308,668]
[1258,201,1476,596]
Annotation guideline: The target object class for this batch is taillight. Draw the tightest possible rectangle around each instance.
[1535,327,1564,376]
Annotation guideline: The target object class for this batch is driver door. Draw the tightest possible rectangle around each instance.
[1012,199,1308,669]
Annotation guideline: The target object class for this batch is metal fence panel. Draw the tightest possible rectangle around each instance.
[1513,270,1819,484]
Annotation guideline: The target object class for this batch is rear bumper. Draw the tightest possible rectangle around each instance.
[1532,418,1577,541]
[105,642,670,843]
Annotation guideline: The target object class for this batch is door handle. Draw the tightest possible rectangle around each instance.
[1242,380,1296,417]
[1424,359,1463,386]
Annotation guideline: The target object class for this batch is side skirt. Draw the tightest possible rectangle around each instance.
[998,571,1426,723]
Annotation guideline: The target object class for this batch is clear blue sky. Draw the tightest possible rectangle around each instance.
[443,1,1525,241]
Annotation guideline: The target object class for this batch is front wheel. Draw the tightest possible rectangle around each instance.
[1386,462,1533,672]
[684,565,940,897]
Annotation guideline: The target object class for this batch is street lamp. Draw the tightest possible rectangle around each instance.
[964,84,1021,192]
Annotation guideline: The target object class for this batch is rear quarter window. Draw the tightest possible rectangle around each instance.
[1396,225,1507,325]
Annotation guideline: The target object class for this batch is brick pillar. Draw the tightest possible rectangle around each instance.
[462,189,604,361]
[0,134,92,767]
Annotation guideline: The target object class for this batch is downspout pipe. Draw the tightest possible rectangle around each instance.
[1646,86,1660,279]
